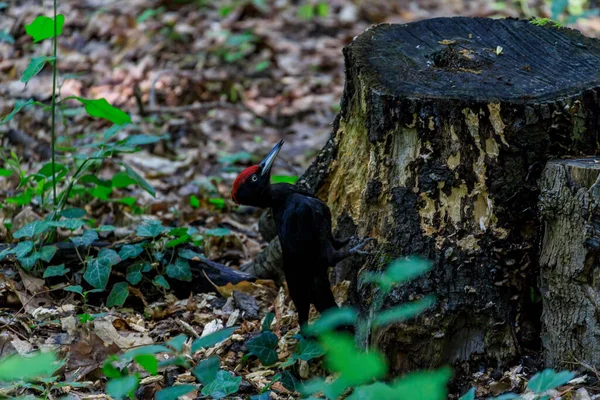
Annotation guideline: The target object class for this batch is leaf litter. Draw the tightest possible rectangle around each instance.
[1,0,600,398]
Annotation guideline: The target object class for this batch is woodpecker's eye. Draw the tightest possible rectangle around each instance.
[251,175,258,182]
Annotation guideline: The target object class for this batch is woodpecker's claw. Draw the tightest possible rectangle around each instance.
[348,237,376,256]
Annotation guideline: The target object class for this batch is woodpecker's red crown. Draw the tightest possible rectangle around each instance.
[231,140,284,205]
[232,165,260,204]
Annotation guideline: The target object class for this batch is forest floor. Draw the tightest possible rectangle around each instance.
[2,0,600,399]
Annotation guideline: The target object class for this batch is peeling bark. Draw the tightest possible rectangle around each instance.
[245,17,600,374]
[300,18,600,374]
[539,159,600,369]
[239,237,285,284]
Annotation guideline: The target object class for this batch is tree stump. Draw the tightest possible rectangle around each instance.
[539,159,600,369]
[292,17,600,374]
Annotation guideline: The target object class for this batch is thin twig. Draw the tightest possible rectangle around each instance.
[0,286,65,331]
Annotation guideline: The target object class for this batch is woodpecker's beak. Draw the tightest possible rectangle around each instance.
[259,140,284,176]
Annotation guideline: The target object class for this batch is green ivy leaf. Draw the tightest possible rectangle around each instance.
[167,334,187,352]
[373,295,436,328]
[385,257,432,285]
[192,356,219,385]
[153,275,170,290]
[98,225,116,232]
[50,218,86,230]
[250,391,272,400]
[303,307,358,336]
[43,264,68,278]
[118,243,144,261]
[164,235,186,248]
[459,388,475,400]
[166,258,192,281]
[106,282,129,307]
[84,249,120,290]
[64,285,83,295]
[123,345,171,361]
[170,226,197,237]
[126,264,144,285]
[100,248,120,265]
[71,230,98,247]
[60,208,87,218]
[134,354,158,376]
[123,163,155,197]
[280,370,300,392]
[25,15,64,43]
[38,245,57,262]
[157,355,188,368]
[106,375,139,400]
[389,367,452,400]
[191,326,238,353]
[12,241,34,258]
[346,382,396,400]
[136,220,165,238]
[102,358,121,379]
[361,257,432,294]
[262,312,275,332]
[76,97,131,125]
[201,370,241,399]
[321,332,387,388]
[280,357,296,368]
[51,218,85,231]
[0,351,57,381]
[178,248,203,260]
[21,56,51,84]
[247,331,278,366]
[300,377,327,397]
[527,369,575,394]
[156,384,196,400]
[17,252,41,270]
[13,220,51,239]
[293,338,325,361]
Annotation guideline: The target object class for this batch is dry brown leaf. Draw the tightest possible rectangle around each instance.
[65,330,121,382]
[93,317,154,350]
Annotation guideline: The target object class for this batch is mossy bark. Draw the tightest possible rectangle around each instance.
[539,159,600,369]
[295,17,600,374]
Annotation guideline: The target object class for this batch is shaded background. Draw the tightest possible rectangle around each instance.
[1,0,600,293]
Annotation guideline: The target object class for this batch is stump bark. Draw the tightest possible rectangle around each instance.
[290,17,600,374]
[539,159,600,369]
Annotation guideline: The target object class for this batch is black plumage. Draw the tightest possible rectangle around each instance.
[232,140,371,328]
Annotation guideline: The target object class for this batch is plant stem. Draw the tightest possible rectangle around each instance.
[50,0,58,206]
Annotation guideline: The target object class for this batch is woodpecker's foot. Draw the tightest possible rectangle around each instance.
[348,237,376,256]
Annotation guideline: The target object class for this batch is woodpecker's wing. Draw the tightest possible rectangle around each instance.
[278,194,332,266]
